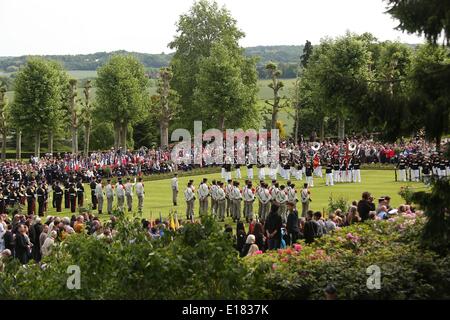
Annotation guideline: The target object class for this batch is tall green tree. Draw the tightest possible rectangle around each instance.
[193,42,258,131]
[96,55,149,150]
[300,34,372,139]
[385,0,450,45]
[0,82,7,159]
[10,58,68,157]
[169,0,256,131]
[67,79,79,154]
[408,44,450,149]
[80,80,93,155]
[265,62,286,129]
[150,67,179,147]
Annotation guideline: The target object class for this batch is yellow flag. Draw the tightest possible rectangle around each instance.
[174,213,180,230]
[170,213,176,230]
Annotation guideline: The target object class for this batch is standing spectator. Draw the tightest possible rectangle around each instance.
[303,211,320,244]
[286,202,300,245]
[15,224,30,264]
[265,204,282,250]
[236,222,247,255]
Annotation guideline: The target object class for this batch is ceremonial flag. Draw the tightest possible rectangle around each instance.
[174,212,180,229]
[169,213,176,230]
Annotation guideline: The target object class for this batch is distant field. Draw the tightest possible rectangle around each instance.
[4,75,297,135]
[67,70,97,79]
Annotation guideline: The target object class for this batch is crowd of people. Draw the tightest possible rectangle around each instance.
[229,192,421,257]
[0,134,447,268]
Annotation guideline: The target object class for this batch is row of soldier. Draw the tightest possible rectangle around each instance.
[177,175,311,224]
[0,175,145,216]
[219,155,363,187]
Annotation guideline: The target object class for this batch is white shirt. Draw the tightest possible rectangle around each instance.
[257,188,270,203]
[198,183,209,200]
[115,183,125,197]
[216,187,226,201]
[171,177,178,191]
[287,187,297,203]
[210,184,219,200]
[95,183,104,198]
[276,189,287,204]
[231,186,242,200]
[125,182,134,196]
[243,187,255,201]
[184,187,195,201]
[135,182,144,196]
[105,184,114,197]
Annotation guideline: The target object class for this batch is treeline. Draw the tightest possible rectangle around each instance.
[0,46,306,79]
[0,0,448,158]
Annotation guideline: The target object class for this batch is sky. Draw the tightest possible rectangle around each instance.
[0,0,424,56]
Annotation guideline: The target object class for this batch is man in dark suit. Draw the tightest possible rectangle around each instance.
[265,204,282,250]
[286,202,300,245]
[15,224,30,265]
[357,191,375,221]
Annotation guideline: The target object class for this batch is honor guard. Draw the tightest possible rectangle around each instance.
[325,161,334,186]
[89,177,98,210]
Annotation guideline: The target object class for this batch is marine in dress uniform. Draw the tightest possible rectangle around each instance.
[89,178,98,210]
[54,181,63,212]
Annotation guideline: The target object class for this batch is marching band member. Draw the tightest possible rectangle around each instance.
[397,156,407,182]
[352,156,361,183]
[305,163,314,187]
[325,160,334,186]
[235,163,242,179]
[286,182,297,205]
[246,161,254,180]
[257,162,266,181]
[333,157,340,183]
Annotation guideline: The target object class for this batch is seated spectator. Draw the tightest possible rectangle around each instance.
[241,234,259,257]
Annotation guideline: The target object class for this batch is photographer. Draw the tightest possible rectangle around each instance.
[357,192,376,221]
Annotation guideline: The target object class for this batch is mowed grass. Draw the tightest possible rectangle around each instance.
[41,169,427,222]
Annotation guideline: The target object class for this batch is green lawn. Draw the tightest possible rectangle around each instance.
[40,168,427,222]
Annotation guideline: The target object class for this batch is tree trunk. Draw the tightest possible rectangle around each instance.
[114,122,120,150]
[218,116,225,132]
[121,122,128,150]
[271,106,278,130]
[337,116,345,140]
[320,117,325,141]
[160,120,169,148]
[16,130,21,160]
[294,106,299,143]
[436,135,441,152]
[1,132,6,160]
[35,132,41,157]
[72,126,78,154]
[85,125,91,155]
[48,131,54,154]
